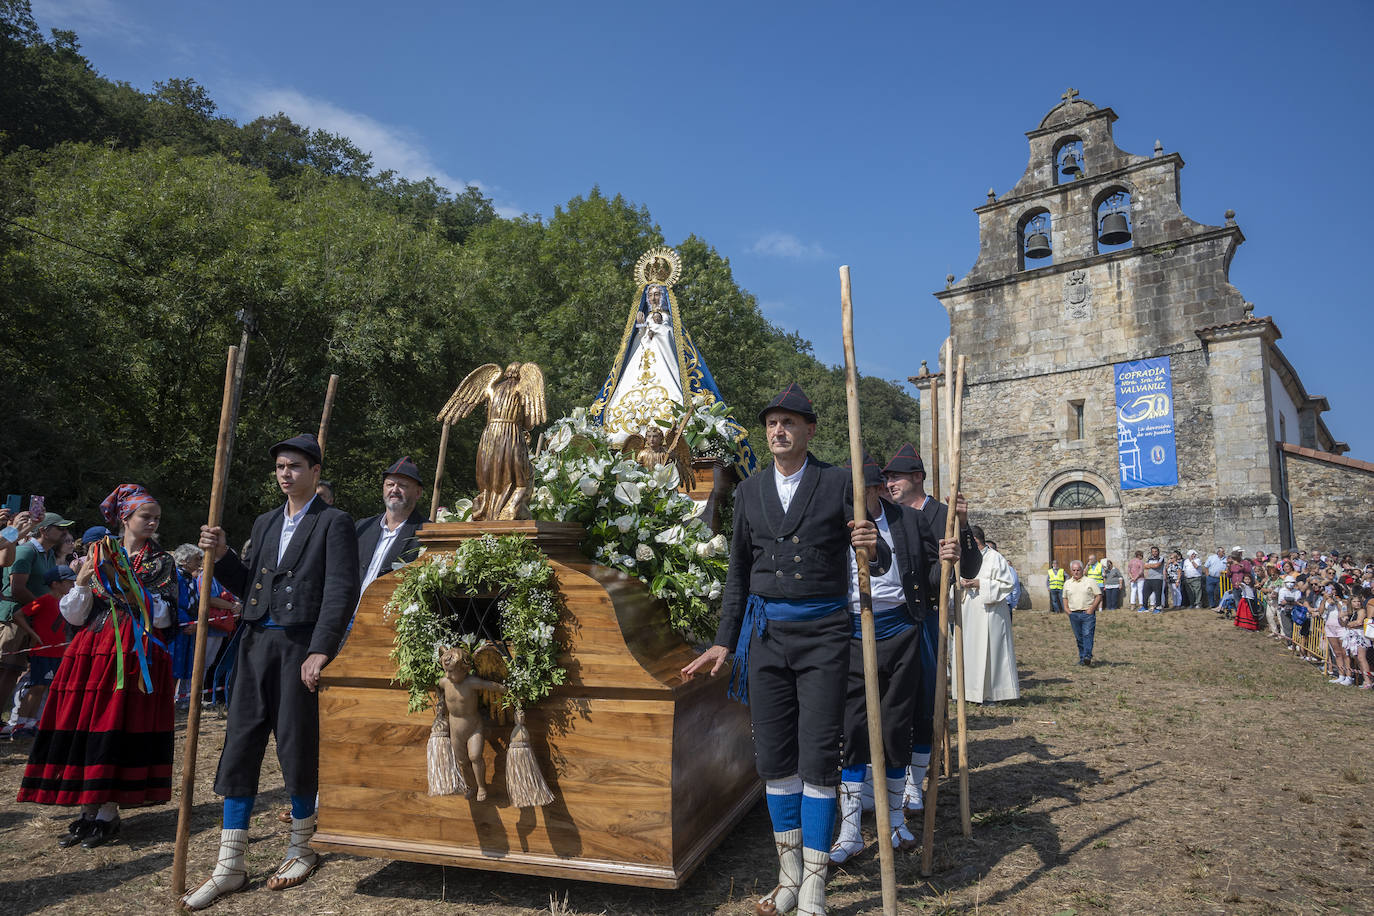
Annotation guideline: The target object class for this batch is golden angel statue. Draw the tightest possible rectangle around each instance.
[438,362,547,520]
[621,423,693,488]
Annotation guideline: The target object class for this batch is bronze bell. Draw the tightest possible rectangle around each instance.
[1060,152,1080,176]
[1024,232,1052,259]
[1099,212,1131,245]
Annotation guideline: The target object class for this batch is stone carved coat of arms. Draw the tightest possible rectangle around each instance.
[1063,269,1093,320]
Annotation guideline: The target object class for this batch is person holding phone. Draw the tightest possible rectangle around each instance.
[0,510,75,726]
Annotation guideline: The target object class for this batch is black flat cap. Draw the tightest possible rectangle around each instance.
[758,383,817,424]
[270,432,323,467]
[383,455,423,485]
[844,450,885,488]
[883,442,925,475]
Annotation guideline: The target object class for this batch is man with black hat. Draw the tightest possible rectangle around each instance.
[185,433,360,910]
[682,383,881,916]
[357,457,428,595]
[829,452,977,865]
[881,443,972,813]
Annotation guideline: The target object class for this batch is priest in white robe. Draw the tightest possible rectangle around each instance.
[952,525,1020,704]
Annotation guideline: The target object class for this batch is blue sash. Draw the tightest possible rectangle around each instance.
[727,595,846,705]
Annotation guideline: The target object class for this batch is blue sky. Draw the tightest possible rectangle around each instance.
[30,0,1374,458]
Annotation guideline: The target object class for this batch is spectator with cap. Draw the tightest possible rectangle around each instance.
[185,432,360,909]
[5,565,77,739]
[0,510,75,721]
[356,457,428,596]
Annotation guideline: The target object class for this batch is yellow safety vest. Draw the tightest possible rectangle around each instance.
[1048,567,1066,589]
[1086,561,1104,585]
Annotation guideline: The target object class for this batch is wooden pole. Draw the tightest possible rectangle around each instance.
[929,369,949,781]
[922,343,967,874]
[928,371,941,512]
[949,356,972,838]
[317,373,340,456]
[840,266,897,916]
[430,422,451,522]
[172,346,243,896]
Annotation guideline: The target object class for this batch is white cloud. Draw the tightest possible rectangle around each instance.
[31,0,147,43]
[237,88,522,217]
[749,232,827,259]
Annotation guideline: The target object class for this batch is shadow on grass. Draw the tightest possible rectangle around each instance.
[827,734,1162,915]
[0,796,232,914]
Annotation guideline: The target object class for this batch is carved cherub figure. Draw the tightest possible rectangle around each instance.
[435,645,507,801]
[621,421,693,487]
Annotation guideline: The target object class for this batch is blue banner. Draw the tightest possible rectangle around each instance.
[1114,357,1178,489]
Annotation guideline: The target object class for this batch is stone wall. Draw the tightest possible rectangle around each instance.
[1283,446,1374,557]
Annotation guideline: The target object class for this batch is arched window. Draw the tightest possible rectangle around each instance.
[1019,209,1053,268]
[1094,188,1134,253]
[1050,481,1105,509]
[1053,137,1084,185]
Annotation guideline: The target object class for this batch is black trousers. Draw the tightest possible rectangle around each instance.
[1142,579,1164,608]
[747,609,849,786]
[214,624,319,798]
[841,622,920,770]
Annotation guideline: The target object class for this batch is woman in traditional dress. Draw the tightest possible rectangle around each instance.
[18,484,177,848]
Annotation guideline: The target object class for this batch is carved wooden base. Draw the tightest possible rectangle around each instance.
[313,521,759,888]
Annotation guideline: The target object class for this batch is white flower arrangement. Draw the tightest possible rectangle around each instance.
[530,413,729,641]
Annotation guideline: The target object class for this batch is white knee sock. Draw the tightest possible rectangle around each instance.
[829,781,864,863]
[181,829,248,910]
[797,846,830,915]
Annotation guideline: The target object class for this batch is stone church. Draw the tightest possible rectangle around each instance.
[914,90,1374,605]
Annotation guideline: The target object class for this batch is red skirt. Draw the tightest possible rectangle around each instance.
[1234,597,1260,631]
[18,609,174,807]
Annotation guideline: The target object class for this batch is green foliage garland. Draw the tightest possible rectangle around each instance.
[386,534,566,713]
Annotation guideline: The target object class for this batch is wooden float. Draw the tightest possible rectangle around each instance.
[312,517,759,888]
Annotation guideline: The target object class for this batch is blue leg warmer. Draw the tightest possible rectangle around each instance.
[800,783,837,852]
[222,795,255,830]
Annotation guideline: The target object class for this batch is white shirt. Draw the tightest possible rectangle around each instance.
[774,459,808,514]
[847,506,905,612]
[361,516,405,594]
[278,495,317,564]
[1183,557,1202,577]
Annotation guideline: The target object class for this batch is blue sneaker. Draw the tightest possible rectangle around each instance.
[1151,609,1162,615]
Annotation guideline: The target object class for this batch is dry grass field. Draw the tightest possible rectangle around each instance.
[1,606,1369,915]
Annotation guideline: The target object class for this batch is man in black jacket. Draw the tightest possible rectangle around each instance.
[682,383,880,916]
[883,445,972,814]
[184,433,360,910]
[356,456,428,595]
[830,452,977,863]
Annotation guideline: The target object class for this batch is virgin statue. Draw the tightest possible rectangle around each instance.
[591,247,756,479]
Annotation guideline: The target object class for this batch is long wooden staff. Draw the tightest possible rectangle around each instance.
[840,266,897,916]
[921,345,968,874]
[430,421,450,522]
[172,346,243,896]
[928,372,951,778]
[949,355,971,838]
[317,373,340,456]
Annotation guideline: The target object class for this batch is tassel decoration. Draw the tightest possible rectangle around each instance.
[504,707,554,808]
[427,702,465,796]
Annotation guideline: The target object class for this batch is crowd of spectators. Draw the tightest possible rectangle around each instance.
[1047,545,1374,688]
[0,501,243,742]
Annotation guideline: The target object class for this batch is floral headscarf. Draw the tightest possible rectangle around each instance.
[100,484,157,528]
